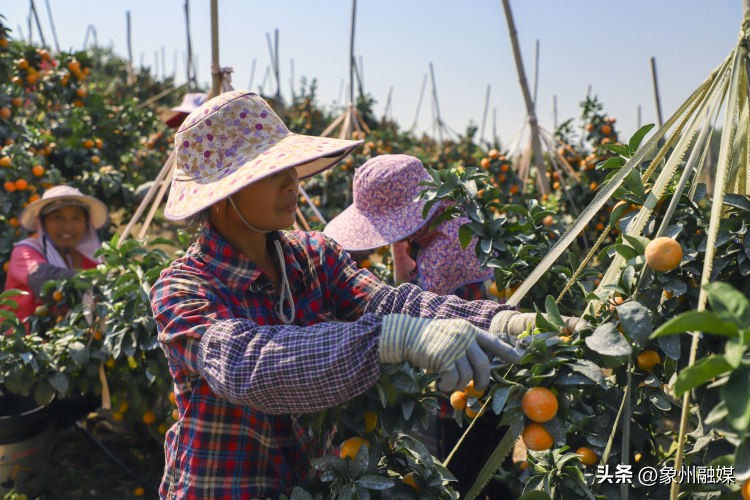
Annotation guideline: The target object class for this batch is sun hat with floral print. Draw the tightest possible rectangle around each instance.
[164,90,363,220]
[322,154,442,251]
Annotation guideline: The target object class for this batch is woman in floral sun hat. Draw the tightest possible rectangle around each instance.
[4,185,107,321]
[150,90,538,498]
[323,154,494,300]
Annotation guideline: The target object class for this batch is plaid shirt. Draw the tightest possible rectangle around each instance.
[150,224,508,499]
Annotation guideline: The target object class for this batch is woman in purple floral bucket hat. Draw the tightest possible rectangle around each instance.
[324,154,495,300]
[149,90,540,498]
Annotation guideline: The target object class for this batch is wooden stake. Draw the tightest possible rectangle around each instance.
[126,11,134,85]
[184,0,196,89]
[349,0,357,104]
[480,84,491,143]
[411,73,428,131]
[30,0,46,47]
[650,57,664,127]
[43,0,59,52]
[248,58,257,89]
[210,0,221,97]
[429,62,445,144]
[501,0,550,193]
[532,39,540,106]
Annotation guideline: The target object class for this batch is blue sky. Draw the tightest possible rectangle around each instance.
[3,1,744,146]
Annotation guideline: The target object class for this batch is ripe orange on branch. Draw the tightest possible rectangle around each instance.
[521,387,558,423]
[339,436,369,460]
[576,447,599,466]
[450,391,467,411]
[636,349,661,372]
[522,422,554,451]
[645,237,683,272]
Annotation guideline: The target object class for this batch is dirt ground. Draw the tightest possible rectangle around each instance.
[40,416,164,499]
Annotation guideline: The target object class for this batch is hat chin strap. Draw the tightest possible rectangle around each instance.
[228,196,295,325]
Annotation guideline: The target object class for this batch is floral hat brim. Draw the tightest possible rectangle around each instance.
[164,90,363,221]
[323,199,441,252]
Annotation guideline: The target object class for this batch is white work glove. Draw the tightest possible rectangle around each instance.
[379,314,522,393]
[489,310,588,344]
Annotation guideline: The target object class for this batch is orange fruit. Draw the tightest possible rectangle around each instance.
[52,290,64,302]
[8,217,18,227]
[169,392,176,405]
[83,139,94,148]
[133,486,145,496]
[488,282,504,299]
[509,184,520,195]
[589,181,599,191]
[104,357,115,368]
[14,179,27,191]
[10,96,22,108]
[450,391,467,411]
[576,447,598,466]
[464,405,484,419]
[542,215,554,226]
[359,258,372,268]
[521,387,559,423]
[488,149,500,160]
[67,60,80,73]
[111,411,124,422]
[17,58,29,70]
[363,411,377,433]
[32,164,45,177]
[645,237,683,272]
[601,124,612,136]
[522,422,554,451]
[0,107,10,119]
[27,193,39,203]
[480,157,491,169]
[118,400,129,413]
[402,472,420,492]
[0,156,11,167]
[90,155,100,164]
[339,436,369,460]
[76,87,88,98]
[142,410,157,425]
[171,409,179,420]
[92,330,103,340]
[742,478,750,500]
[465,380,485,398]
[636,349,661,372]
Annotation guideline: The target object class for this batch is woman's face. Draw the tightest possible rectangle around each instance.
[41,205,88,252]
[229,167,299,231]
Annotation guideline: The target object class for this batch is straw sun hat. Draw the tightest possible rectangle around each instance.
[20,185,108,231]
[165,90,363,220]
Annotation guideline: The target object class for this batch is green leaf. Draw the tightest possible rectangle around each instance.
[491,386,512,414]
[614,244,639,260]
[734,437,750,481]
[722,364,750,431]
[674,355,733,397]
[622,234,649,255]
[355,475,394,490]
[517,491,552,500]
[48,371,70,394]
[458,224,474,249]
[617,301,653,347]
[543,295,566,329]
[705,282,750,326]
[628,124,655,152]
[651,311,739,338]
[584,323,632,357]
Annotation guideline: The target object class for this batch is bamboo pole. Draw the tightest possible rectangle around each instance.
[429,62,444,145]
[532,39,540,105]
[30,0,46,48]
[411,73,428,131]
[210,0,221,97]
[650,57,664,127]
[126,12,134,85]
[500,0,550,193]
[248,58,257,89]
[43,0,59,52]
[480,84,491,143]
[349,0,357,105]
[553,94,558,130]
[184,0,195,89]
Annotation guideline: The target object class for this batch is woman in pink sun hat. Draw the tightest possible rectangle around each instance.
[323,154,494,300]
[149,90,582,498]
[4,185,108,322]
